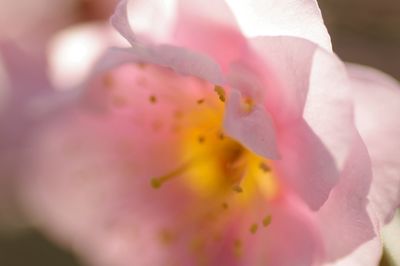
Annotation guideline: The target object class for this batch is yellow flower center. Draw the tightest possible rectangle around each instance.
[151,86,279,205]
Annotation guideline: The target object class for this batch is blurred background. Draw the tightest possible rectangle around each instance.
[0,0,399,265]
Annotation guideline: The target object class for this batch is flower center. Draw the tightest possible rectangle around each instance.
[150,86,279,204]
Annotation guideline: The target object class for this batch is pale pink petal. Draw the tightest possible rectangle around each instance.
[225,0,332,50]
[112,0,248,70]
[248,37,353,210]
[21,63,216,266]
[250,36,317,122]
[348,63,400,225]
[0,53,9,112]
[224,89,279,159]
[173,0,247,70]
[317,133,375,261]
[274,119,338,210]
[241,194,323,266]
[303,48,355,183]
[324,237,382,266]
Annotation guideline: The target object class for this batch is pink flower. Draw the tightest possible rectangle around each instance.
[13,0,400,266]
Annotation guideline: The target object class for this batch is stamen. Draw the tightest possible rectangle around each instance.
[232,185,243,193]
[233,239,242,258]
[249,223,258,234]
[158,229,176,246]
[150,162,190,189]
[197,99,205,104]
[262,215,272,227]
[149,95,157,104]
[102,73,114,89]
[259,162,271,172]
[241,96,254,112]
[214,85,226,102]
[198,135,206,143]
[137,62,146,69]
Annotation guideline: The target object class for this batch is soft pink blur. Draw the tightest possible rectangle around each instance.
[0,1,399,266]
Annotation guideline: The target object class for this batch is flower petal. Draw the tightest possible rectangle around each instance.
[224,0,332,50]
[317,133,375,262]
[348,63,400,225]
[248,37,353,210]
[224,89,279,159]
[112,0,248,70]
[324,237,382,266]
[275,119,338,210]
[242,194,323,266]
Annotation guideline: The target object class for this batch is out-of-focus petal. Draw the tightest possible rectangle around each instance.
[0,53,10,113]
[317,133,375,261]
[112,0,248,70]
[348,64,400,225]
[93,46,224,88]
[224,0,332,51]
[48,22,126,91]
[324,237,382,266]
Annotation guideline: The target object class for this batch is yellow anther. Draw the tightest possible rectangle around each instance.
[214,85,226,102]
[198,135,206,143]
[151,178,162,189]
[241,96,254,112]
[250,223,258,234]
[259,162,271,172]
[102,73,114,89]
[232,185,243,193]
[149,95,157,104]
[262,215,272,227]
[233,239,242,258]
[159,229,176,245]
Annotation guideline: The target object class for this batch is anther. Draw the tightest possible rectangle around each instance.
[150,162,190,189]
[232,185,243,193]
[149,95,157,104]
[214,85,226,102]
[250,223,258,234]
[262,215,272,227]
[233,239,242,258]
[259,162,271,172]
[102,73,114,89]
[151,178,162,189]
[198,135,206,143]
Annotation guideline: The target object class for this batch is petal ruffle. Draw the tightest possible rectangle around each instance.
[348,63,400,225]
[224,0,332,50]
[317,133,375,262]
[249,37,355,210]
